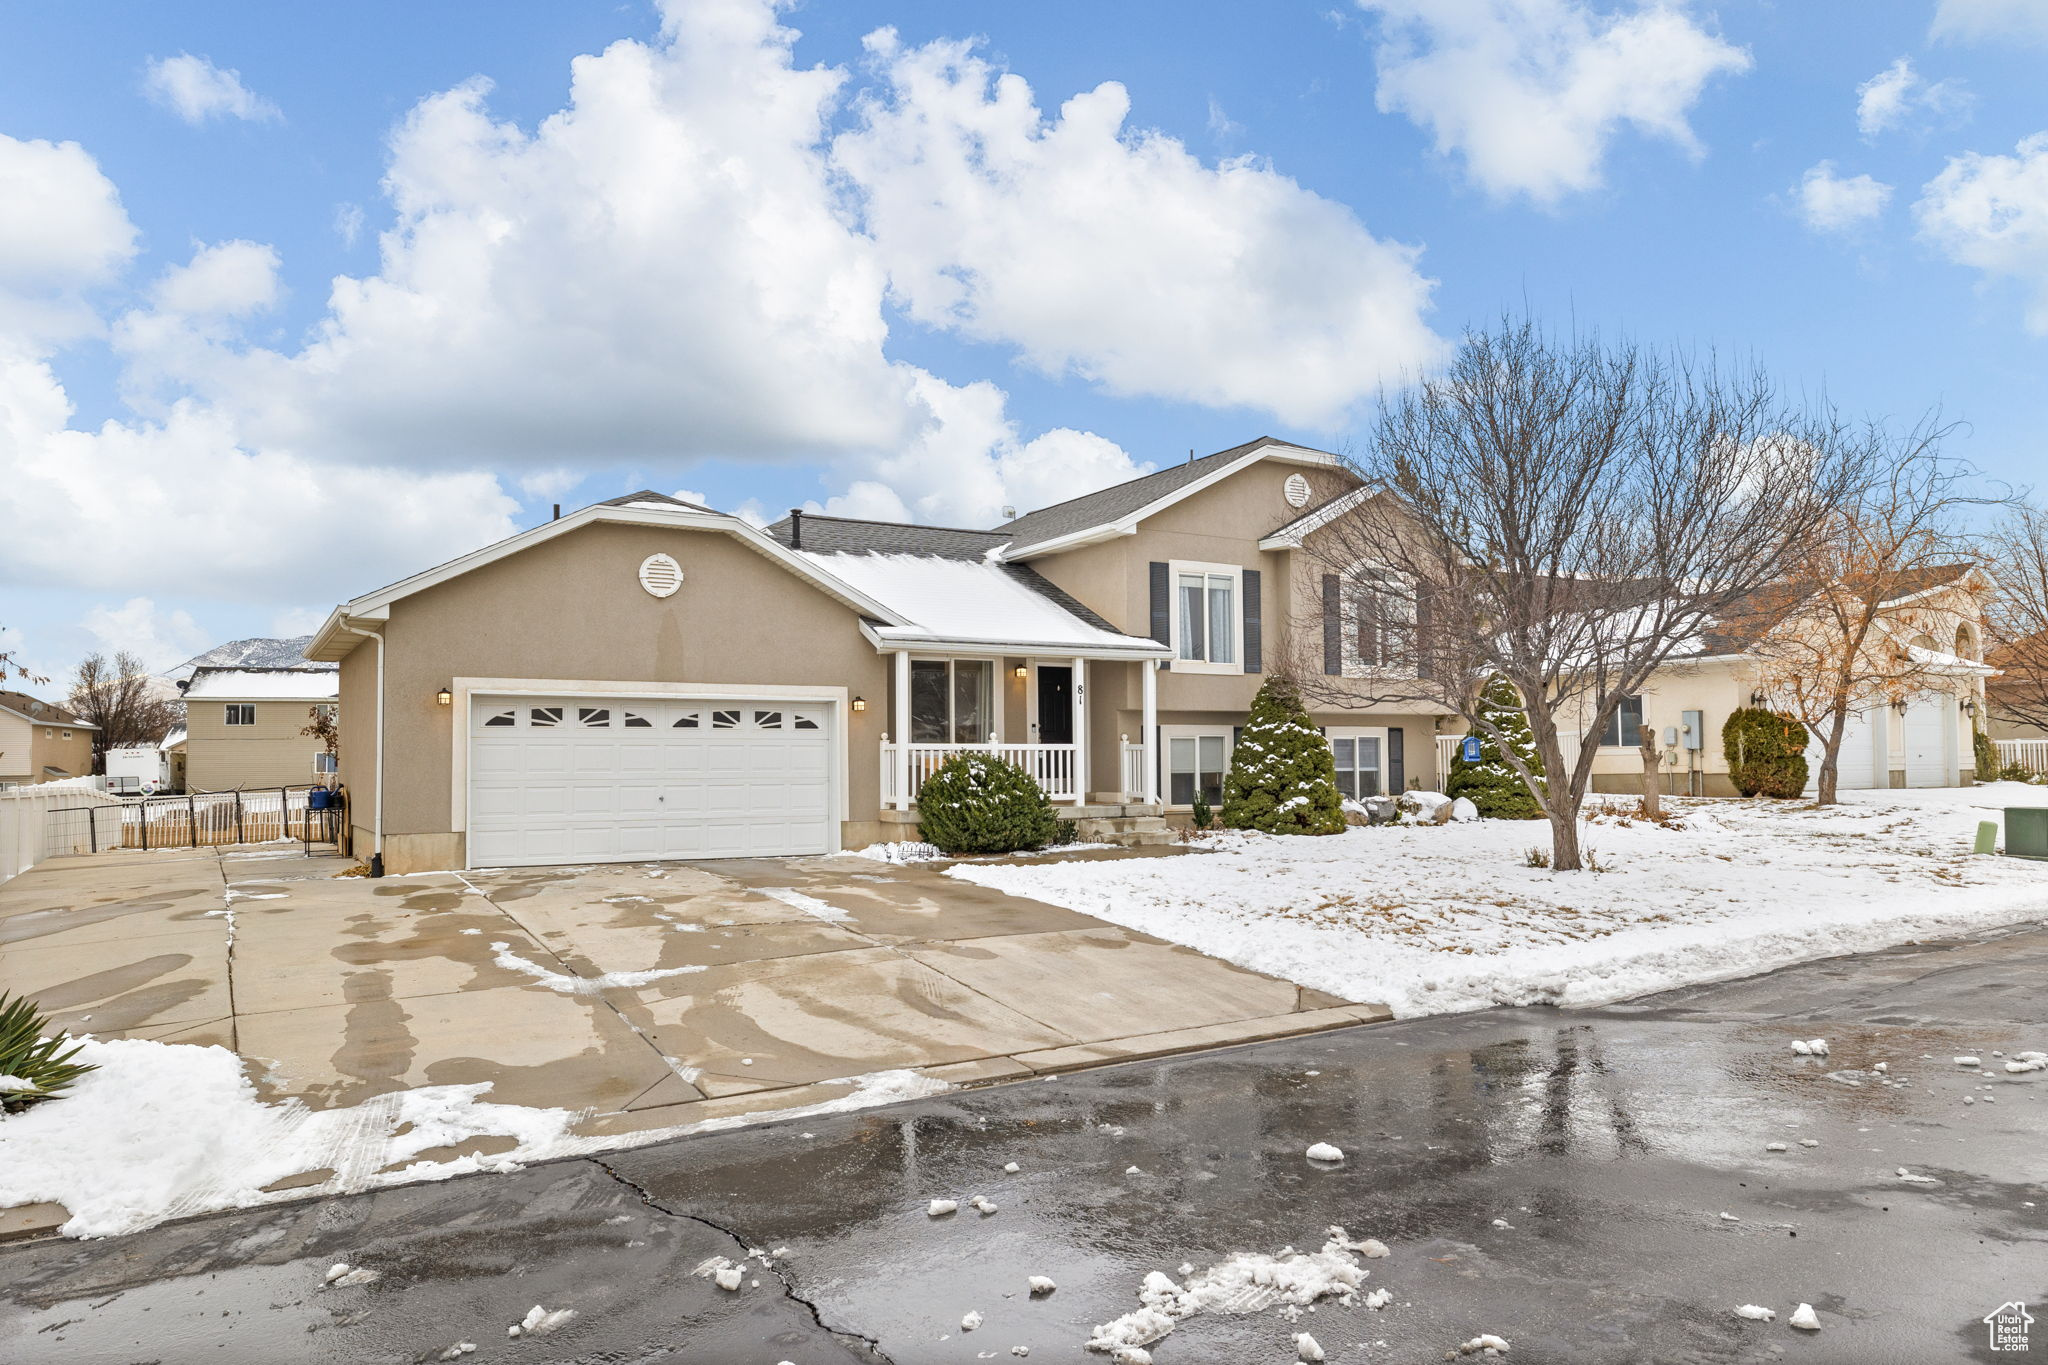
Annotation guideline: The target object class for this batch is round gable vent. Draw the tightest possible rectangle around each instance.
[639,553,684,598]
[1284,472,1311,508]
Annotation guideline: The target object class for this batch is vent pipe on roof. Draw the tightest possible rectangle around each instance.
[552,503,561,521]
[789,508,803,549]
[1188,448,1194,465]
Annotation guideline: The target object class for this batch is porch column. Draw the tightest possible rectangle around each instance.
[1141,657,1159,805]
[892,649,912,810]
[1071,656,1088,805]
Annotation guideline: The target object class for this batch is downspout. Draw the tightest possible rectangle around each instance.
[338,621,386,876]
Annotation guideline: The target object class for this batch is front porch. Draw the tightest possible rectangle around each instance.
[875,647,1161,810]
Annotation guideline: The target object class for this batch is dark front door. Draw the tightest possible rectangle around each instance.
[1036,666,1074,745]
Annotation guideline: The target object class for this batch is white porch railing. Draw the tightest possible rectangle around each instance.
[1121,738,1148,803]
[1434,735,1460,791]
[1995,738,2048,777]
[881,741,1081,805]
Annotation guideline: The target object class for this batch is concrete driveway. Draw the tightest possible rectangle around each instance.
[0,844,1386,1222]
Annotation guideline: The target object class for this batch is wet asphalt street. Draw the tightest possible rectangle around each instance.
[4,923,2045,1365]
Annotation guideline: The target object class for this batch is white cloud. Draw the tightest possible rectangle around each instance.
[150,240,281,317]
[143,54,280,125]
[269,605,329,637]
[1793,161,1893,233]
[1855,57,1971,138]
[1931,0,2048,45]
[1916,131,2048,331]
[0,134,137,341]
[1356,0,1751,205]
[80,598,210,670]
[834,32,1443,429]
[334,202,365,248]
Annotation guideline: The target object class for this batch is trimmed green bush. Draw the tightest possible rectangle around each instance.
[1723,707,1810,798]
[915,753,1062,855]
[1220,678,1346,835]
[0,992,95,1114]
[1446,677,1547,819]
[1974,727,2000,783]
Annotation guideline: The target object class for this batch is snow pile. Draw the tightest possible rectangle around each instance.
[1028,1275,1058,1295]
[757,887,852,923]
[950,792,2048,1017]
[1458,1334,1511,1354]
[0,1039,950,1238]
[928,1199,959,1217]
[1789,1038,1829,1056]
[1734,1304,1775,1321]
[844,841,948,864]
[508,1305,576,1337]
[1086,1227,1378,1357]
[1304,1142,1344,1162]
[1294,1331,1325,1361]
[488,941,705,993]
[2004,1051,2046,1073]
[1788,1304,1821,1331]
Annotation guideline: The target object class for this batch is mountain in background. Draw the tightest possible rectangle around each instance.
[164,636,334,682]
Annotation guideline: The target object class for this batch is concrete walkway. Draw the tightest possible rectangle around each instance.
[0,843,1386,1222]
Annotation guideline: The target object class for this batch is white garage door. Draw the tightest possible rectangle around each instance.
[468,696,834,867]
[1806,710,1881,792]
[1902,696,1955,788]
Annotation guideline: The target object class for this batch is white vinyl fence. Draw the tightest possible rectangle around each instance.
[1995,738,2048,778]
[38,786,345,861]
[0,777,120,885]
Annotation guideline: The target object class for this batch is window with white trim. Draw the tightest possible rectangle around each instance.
[1326,727,1386,799]
[909,659,994,743]
[1599,695,1646,747]
[224,704,255,726]
[1172,562,1239,670]
[1344,563,1412,673]
[1165,729,1232,806]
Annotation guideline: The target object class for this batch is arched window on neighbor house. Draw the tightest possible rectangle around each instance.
[1954,622,1978,661]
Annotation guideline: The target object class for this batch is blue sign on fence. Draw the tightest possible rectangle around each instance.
[1460,735,1483,763]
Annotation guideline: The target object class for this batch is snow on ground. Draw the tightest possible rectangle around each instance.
[950,787,2048,1018]
[0,1038,950,1238]
[841,840,1113,865]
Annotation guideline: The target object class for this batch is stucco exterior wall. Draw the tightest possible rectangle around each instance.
[345,520,891,869]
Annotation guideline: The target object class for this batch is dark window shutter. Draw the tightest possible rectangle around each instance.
[1242,569,1262,674]
[1149,562,1171,646]
[1322,575,1342,674]
[1413,582,1434,680]
[1388,727,1405,792]
[1231,725,1243,753]
[1357,591,1380,666]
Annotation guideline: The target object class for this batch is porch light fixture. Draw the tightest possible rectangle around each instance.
[1014,664,1028,679]
[1749,689,1766,707]
[435,687,453,707]
[851,696,866,712]
[1962,697,1977,718]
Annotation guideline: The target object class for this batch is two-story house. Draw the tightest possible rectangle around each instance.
[0,690,96,787]
[180,666,341,792]
[304,437,1452,874]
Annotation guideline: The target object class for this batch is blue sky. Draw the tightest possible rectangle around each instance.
[1,0,2044,684]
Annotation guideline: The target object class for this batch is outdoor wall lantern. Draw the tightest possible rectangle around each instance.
[435,687,453,707]
[1014,664,1029,679]
[1749,689,1766,707]
[851,696,866,712]
[1962,697,1977,718]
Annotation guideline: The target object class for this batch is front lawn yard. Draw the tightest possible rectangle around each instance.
[948,785,2048,1017]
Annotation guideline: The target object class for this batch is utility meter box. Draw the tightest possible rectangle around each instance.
[1681,710,1704,752]
[2008,807,2048,861]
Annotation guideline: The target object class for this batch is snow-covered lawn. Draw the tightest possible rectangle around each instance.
[949,785,2048,1018]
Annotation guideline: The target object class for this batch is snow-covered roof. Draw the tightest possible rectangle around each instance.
[797,551,1168,654]
[159,726,187,751]
[1905,644,1998,677]
[183,667,341,701]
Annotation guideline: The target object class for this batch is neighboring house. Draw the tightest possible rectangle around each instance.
[1538,564,1996,796]
[180,667,340,792]
[159,725,190,791]
[0,690,96,787]
[1986,629,2047,742]
[304,438,1453,874]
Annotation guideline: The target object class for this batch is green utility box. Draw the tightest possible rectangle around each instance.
[2008,807,2048,861]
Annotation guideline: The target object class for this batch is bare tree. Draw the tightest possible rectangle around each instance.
[1748,415,1997,803]
[1289,320,1867,870]
[68,652,183,773]
[0,629,42,685]
[1982,502,2048,732]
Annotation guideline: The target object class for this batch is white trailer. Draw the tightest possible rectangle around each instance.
[106,746,171,795]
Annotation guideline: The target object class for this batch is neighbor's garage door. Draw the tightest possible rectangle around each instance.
[1807,710,1880,792]
[468,696,833,867]
[1902,696,1955,788]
